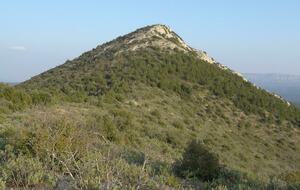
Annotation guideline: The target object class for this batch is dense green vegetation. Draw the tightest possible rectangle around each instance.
[20,48,300,126]
[1,95,299,189]
[0,27,299,189]
[174,140,220,181]
[0,83,52,116]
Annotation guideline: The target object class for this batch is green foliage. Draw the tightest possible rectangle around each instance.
[19,48,300,126]
[0,127,33,156]
[101,115,119,141]
[0,83,31,112]
[283,171,300,183]
[0,113,182,189]
[175,140,220,181]
[30,90,53,105]
[203,168,300,190]
[0,84,55,115]
[0,179,4,190]
[0,102,299,189]
[0,155,54,188]
[121,149,145,166]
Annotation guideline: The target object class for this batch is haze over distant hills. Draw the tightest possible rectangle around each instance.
[0,82,19,86]
[244,73,300,107]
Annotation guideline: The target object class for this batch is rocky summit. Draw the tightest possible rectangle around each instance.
[94,24,216,63]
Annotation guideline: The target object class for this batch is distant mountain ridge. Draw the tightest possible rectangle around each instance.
[0,82,19,86]
[244,73,300,107]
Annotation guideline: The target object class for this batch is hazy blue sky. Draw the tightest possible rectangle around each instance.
[1,0,300,82]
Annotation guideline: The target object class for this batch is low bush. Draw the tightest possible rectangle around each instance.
[175,140,220,181]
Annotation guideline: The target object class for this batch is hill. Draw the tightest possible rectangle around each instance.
[0,25,300,189]
[19,25,300,125]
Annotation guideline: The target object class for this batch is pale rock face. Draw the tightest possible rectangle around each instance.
[193,49,216,64]
[127,24,193,52]
[97,24,216,63]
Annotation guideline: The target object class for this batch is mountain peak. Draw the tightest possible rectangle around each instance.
[146,24,172,35]
[95,24,216,63]
[97,24,190,52]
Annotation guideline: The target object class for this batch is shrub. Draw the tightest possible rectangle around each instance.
[102,115,118,141]
[30,91,53,105]
[175,140,220,181]
[1,155,54,188]
[283,171,300,183]
[0,178,5,190]
[150,109,161,120]
[121,149,145,166]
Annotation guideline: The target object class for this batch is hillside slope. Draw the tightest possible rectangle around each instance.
[20,25,300,125]
[0,25,299,189]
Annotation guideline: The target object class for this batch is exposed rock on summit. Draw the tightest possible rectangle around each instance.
[95,24,216,64]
